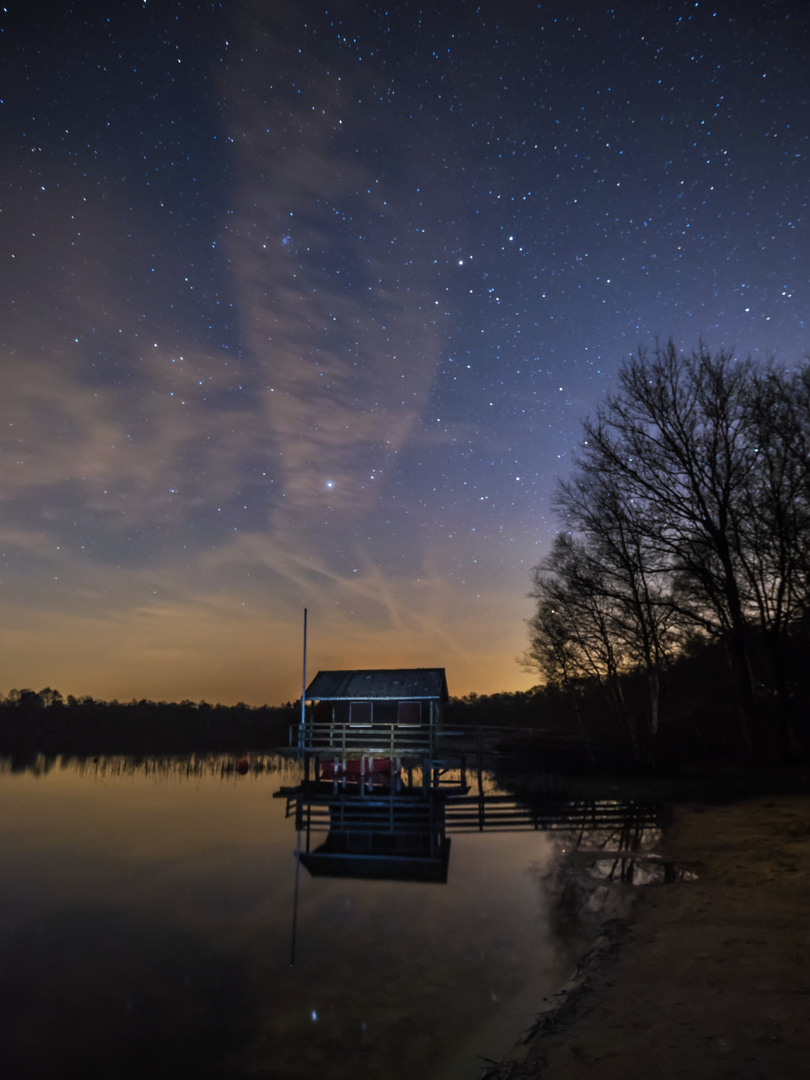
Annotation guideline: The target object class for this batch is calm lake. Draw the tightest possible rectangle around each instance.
[0,754,589,1080]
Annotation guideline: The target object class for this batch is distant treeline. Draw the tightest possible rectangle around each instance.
[451,625,810,772]
[524,344,810,767]
[0,690,297,757]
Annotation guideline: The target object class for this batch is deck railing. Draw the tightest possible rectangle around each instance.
[290,720,437,759]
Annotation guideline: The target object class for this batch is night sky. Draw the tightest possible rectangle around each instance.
[3,0,809,706]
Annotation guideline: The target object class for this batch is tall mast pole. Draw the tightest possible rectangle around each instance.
[290,607,308,966]
[300,607,307,732]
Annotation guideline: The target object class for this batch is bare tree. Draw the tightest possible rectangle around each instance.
[527,534,649,760]
[556,458,682,747]
[529,342,810,761]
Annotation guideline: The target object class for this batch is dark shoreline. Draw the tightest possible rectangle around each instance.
[488,794,810,1080]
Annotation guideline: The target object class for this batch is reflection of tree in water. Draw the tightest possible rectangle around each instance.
[0,752,301,783]
[0,907,256,1080]
[76,753,297,782]
[535,802,669,939]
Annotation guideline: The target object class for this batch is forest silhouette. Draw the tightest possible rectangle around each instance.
[0,689,296,760]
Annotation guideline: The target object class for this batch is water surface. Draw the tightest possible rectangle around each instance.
[0,755,583,1079]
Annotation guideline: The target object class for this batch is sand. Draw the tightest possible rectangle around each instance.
[491,795,810,1080]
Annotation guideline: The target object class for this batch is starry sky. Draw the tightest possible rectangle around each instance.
[2,0,808,706]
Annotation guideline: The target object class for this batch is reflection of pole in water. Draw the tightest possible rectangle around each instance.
[290,820,302,966]
[476,739,485,831]
[299,608,307,754]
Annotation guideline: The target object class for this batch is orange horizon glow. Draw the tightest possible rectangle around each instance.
[1,590,540,707]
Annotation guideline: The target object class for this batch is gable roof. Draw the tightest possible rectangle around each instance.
[306,668,448,702]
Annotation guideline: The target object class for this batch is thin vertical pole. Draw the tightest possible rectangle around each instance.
[299,608,307,752]
[301,608,307,725]
[477,738,485,832]
[290,819,302,966]
[292,607,307,966]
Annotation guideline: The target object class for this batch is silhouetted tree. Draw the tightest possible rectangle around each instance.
[554,470,682,747]
[529,342,810,762]
[526,530,677,764]
[37,687,63,708]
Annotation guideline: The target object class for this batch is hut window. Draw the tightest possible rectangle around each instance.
[349,701,372,727]
[397,701,421,726]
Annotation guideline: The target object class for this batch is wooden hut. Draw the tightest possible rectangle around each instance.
[296,668,449,765]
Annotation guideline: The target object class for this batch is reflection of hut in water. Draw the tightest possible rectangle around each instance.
[295,789,451,882]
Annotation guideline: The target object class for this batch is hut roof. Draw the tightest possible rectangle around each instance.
[305,668,448,702]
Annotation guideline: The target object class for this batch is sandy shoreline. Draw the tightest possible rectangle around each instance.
[491,794,810,1079]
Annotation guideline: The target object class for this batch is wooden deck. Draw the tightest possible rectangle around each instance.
[283,788,664,837]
